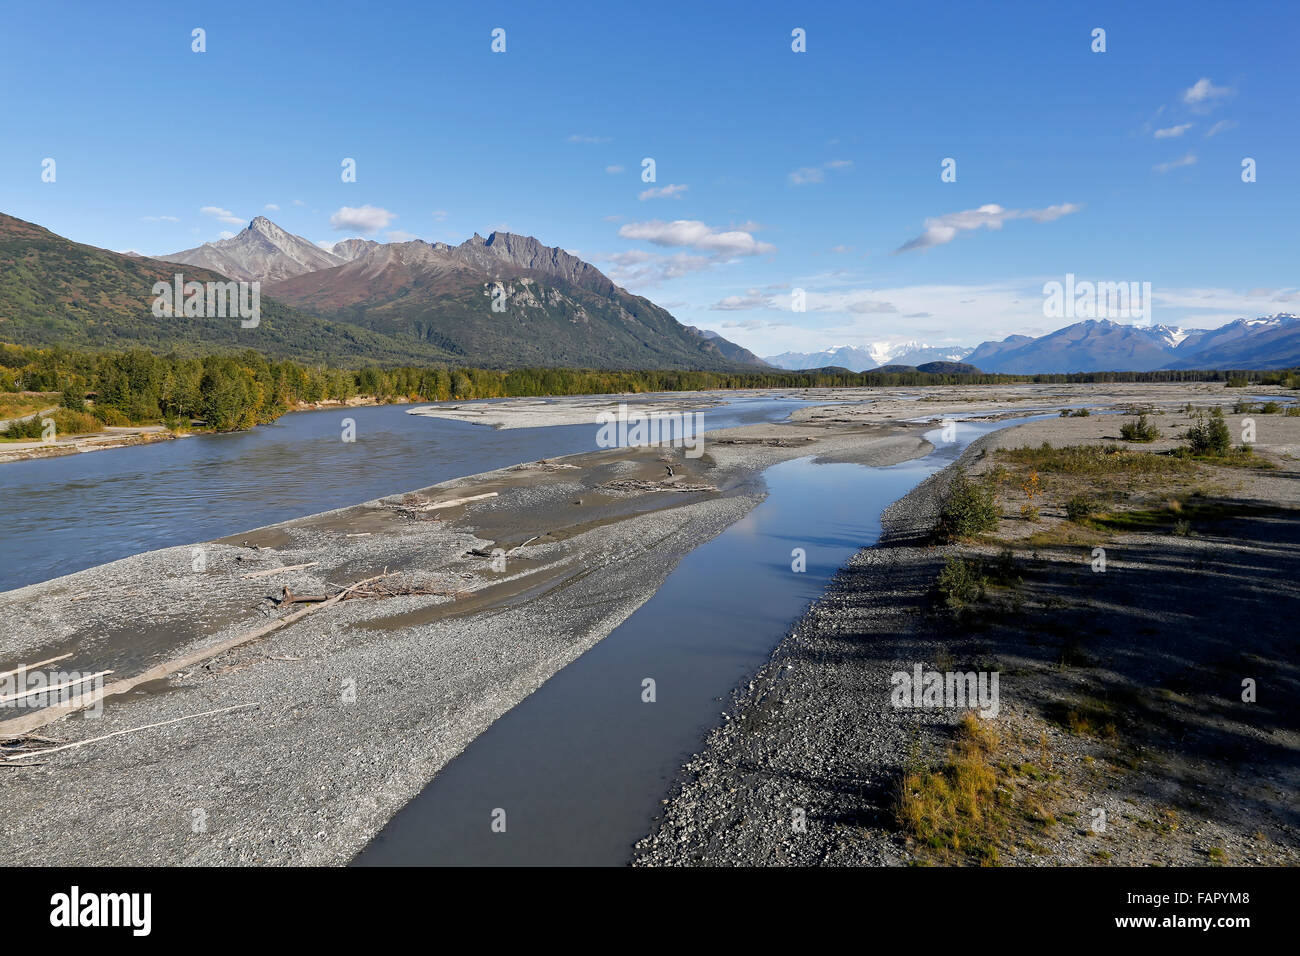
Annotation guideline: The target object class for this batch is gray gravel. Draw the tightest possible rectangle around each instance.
[0,419,929,865]
[630,431,1017,866]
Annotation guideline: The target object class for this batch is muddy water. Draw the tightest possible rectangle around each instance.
[354,417,1033,866]
[0,395,808,591]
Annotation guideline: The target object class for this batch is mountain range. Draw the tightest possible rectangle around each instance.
[766,317,1300,373]
[163,218,766,369]
[764,342,973,372]
[3,211,1296,372]
[0,213,763,370]
[965,317,1300,373]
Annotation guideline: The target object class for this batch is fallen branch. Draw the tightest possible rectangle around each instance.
[390,491,499,513]
[508,535,542,555]
[601,478,718,494]
[3,703,259,763]
[0,572,393,738]
[277,588,329,605]
[0,653,73,681]
[0,670,113,705]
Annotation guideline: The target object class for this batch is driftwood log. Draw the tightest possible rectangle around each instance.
[0,572,393,738]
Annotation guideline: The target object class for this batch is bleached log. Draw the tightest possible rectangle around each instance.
[0,573,391,737]
[4,703,259,762]
[0,653,73,681]
[0,670,113,705]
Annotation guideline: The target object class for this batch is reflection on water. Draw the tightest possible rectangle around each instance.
[355,418,1032,866]
[0,397,807,592]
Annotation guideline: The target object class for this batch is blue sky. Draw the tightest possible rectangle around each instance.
[1,0,1295,357]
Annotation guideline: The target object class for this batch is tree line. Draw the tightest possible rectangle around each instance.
[1,342,1296,434]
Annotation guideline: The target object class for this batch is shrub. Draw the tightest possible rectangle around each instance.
[937,556,986,608]
[60,386,85,411]
[1,408,100,439]
[937,472,999,540]
[1020,504,1040,522]
[1183,408,1232,456]
[1119,414,1160,443]
[1065,496,1095,522]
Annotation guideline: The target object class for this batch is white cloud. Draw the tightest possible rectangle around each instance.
[292,199,308,207]
[1154,153,1197,174]
[567,134,611,144]
[788,166,825,185]
[1183,77,1232,106]
[218,230,235,240]
[602,250,715,287]
[142,215,180,223]
[894,202,1081,253]
[432,209,448,222]
[710,290,775,311]
[387,230,420,242]
[846,299,898,314]
[264,203,280,211]
[1154,123,1193,139]
[605,165,624,174]
[788,159,852,185]
[727,277,1300,358]
[1205,119,1237,138]
[617,219,774,257]
[201,206,244,226]
[637,183,688,200]
[330,204,397,233]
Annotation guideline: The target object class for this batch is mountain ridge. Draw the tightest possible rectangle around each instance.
[0,212,764,371]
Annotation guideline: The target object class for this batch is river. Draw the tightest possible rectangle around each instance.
[0,395,815,592]
[354,416,1036,865]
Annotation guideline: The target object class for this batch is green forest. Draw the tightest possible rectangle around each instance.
[2,341,1297,436]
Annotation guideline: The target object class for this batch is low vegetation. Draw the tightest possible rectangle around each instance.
[998,442,1194,478]
[1065,496,1095,522]
[1182,408,1233,455]
[936,551,1022,609]
[896,715,1005,864]
[937,472,999,541]
[1119,414,1160,442]
[0,407,101,440]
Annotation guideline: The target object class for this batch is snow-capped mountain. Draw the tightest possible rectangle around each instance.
[763,341,972,372]
[966,316,1300,372]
